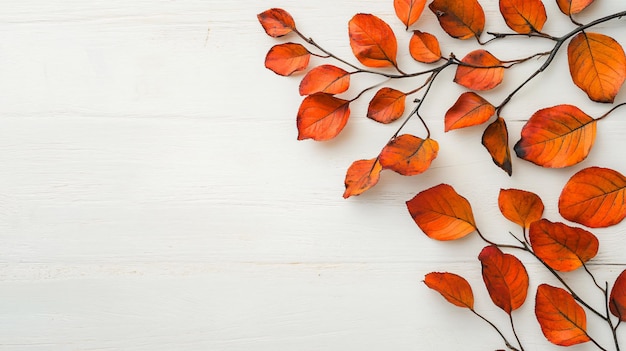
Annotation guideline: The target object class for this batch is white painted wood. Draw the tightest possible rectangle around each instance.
[0,0,624,350]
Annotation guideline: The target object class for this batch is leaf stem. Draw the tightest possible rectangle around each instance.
[604,281,621,351]
[509,313,525,351]
[597,102,626,121]
[470,308,520,351]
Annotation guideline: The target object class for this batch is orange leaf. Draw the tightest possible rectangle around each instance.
[454,50,504,91]
[406,184,476,241]
[297,93,350,141]
[479,246,529,314]
[558,167,626,228]
[445,92,494,131]
[379,135,439,176]
[482,117,512,176]
[343,158,383,198]
[499,0,547,34]
[367,88,407,124]
[556,0,594,15]
[514,105,597,168]
[568,32,626,103]
[535,284,590,346]
[394,0,427,29]
[257,8,296,38]
[498,188,544,228]
[529,219,599,272]
[299,65,350,96]
[610,270,626,321]
[428,0,485,40]
[349,14,398,68]
[409,31,442,63]
[265,43,311,76]
[424,272,474,309]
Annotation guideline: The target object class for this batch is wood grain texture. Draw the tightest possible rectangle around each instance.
[0,0,625,350]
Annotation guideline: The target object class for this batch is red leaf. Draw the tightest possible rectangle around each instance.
[257,8,296,37]
[610,270,626,321]
[482,117,512,176]
[514,104,597,168]
[558,167,626,228]
[367,88,407,124]
[297,93,350,141]
[455,50,504,91]
[379,135,439,176]
[445,92,494,131]
[529,219,599,272]
[498,188,544,228]
[556,0,595,16]
[343,158,383,198]
[535,284,590,346]
[424,272,474,309]
[406,184,476,241]
[299,65,350,96]
[499,0,547,34]
[479,246,529,314]
[394,0,427,29]
[409,31,442,63]
[349,14,398,68]
[265,43,311,76]
[428,0,485,40]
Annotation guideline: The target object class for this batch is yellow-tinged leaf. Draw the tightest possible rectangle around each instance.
[343,158,383,198]
[379,135,439,176]
[349,14,398,68]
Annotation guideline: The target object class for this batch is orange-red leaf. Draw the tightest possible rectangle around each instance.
[535,284,590,346]
[498,188,544,228]
[445,92,494,131]
[265,43,311,76]
[257,8,296,37]
[558,167,626,228]
[379,135,439,176]
[409,31,442,63]
[299,65,350,96]
[482,117,512,176]
[556,0,594,15]
[499,0,547,34]
[428,0,485,40]
[343,158,383,198]
[424,272,474,309]
[394,0,427,29]
[514,105,597,168]
[367,88,407,124]
[479,246,529,314]
[455,50,504,91]
[297,93,350,141]
[349,14,398,68]
[529,219,599,272]
[406,184,476,241]
[610,270,626,321]
[568,32,626,103]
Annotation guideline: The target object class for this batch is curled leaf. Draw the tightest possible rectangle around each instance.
[455,50,505,91]
[299,65,350,96]
[394,0,427,29]
[265,43,311,76]
[498,188,544,228]
[257,8,296,37]
[482,117,512,176]
[367,88,407,124]
[428,0,485,40]
[535,284,590,346]
[424,272,474,309]
[479,246,529,314]
[558,167,626,228]
[297,93,350,141]
[499,0,547,34]
[349,14,398,68]
[610,270,626,321]
[409,31,442,63]
[343,158,383,198]
[379,135,439,176]
[556,0,594,16]
[445,92,494,132]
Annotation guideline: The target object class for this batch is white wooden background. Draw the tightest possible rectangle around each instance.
[0,0,625,350]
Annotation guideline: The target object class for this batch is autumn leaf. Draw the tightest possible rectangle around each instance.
[299,65,350,96]
[406,184,476,241]
[529,219,599,272]
[265,43,311,76]
[556,0,595,16]
[455,50,504,91]
[424,272,474,309]
[479,246,529,314]
[409,31,442,63]
[257,8,296,37]
[482,117,512,176]
[535,284,590,346]
[367,88,407,124]
[445,92,494,131]
[394,0,427,29]
[558,167,626,228]
[568,32,626,103]
[428,0,485,40]
[379,135,439,176]
[297,93,350,141]
[343,158,383,198]
[610,270,626,321]
[514,105,597,168]
[498,188,544,228]
[349,14,398,68]
[499,0,547,34]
